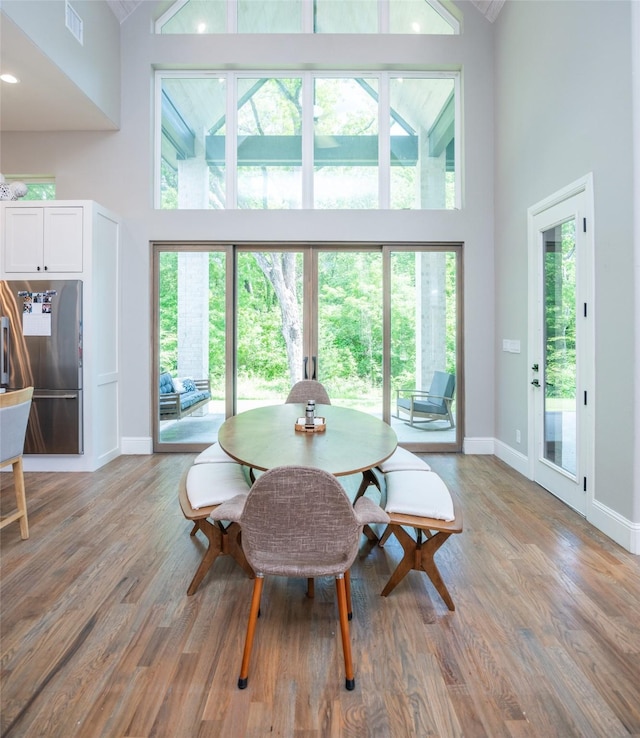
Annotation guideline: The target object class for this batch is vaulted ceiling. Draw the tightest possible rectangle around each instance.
[0,0,505,133]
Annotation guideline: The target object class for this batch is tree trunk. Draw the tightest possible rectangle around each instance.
[253,252,302,385]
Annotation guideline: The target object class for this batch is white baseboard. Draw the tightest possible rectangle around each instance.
[21,456,100,472]
[462,436,495,455]
[589,499,640,555]
[489,439,638,556]
[493,439,530,477]
[95,446,121,468]
[121,437,153,455]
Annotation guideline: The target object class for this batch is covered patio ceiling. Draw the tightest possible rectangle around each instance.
[106,0,506,25]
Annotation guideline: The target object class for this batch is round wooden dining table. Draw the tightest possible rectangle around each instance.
[182,404,397,596]
[218,403,397,481]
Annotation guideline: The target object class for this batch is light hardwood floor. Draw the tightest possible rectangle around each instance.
[1,453,639,738]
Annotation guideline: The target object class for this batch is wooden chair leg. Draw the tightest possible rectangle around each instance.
[13,458,29,540]
[238,575,264,689]
[344,569,353,620]
[335,574,355,690]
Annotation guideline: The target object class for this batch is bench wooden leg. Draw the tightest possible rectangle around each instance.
[381,524,455,610]
[187,519,254,596]
[377,524,393,546]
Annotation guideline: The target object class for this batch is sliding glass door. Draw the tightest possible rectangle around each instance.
[235,247,384,414]
[154,247,229,451]
[389,247,461,448]
[235,249,305,411]
[153,242,462,452]
[316,249,383,412]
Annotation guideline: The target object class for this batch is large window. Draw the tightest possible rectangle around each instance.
[153,242,462,452]
[157,71,459,210]
[156,0,459,34]
[236,78,303,209]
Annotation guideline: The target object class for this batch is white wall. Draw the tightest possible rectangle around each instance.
[0,0,496,456]
[494,0,638,546]
[2,0,637,549]
[1,0,121,126]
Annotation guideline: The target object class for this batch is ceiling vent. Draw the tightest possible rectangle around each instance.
[65,1,84,44]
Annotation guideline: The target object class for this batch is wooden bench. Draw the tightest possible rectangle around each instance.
[178,461,254,595]
[374,465,463,611]
[379,500,463,610]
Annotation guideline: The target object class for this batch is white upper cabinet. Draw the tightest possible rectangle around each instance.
[2,206,83,273]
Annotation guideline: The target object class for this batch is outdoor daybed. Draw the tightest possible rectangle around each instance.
[159,372,211,421]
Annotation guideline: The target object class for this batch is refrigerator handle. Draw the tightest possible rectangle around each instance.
[1,316,9,387]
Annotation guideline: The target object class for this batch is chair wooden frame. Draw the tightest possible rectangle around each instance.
[178,467,254,595]
[0,388,34,540]
[378,498,463,610]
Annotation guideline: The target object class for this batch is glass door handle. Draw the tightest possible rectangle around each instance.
[303,356,309,379]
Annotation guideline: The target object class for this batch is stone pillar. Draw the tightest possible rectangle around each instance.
[178,252,210,415]
[178,126,209,209]
[420,127,447,209]
[415,251,447,389]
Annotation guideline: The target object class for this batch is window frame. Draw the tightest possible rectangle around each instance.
[155,69,461,211]
[154,0,460,35]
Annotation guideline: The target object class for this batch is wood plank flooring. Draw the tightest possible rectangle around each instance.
[1,453,639,737]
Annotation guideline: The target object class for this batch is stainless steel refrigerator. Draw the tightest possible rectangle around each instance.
[0,279,83,454]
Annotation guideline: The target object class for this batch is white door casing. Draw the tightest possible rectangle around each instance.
[527,174,595,515]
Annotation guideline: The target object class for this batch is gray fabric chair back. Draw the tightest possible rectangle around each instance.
[239,465,360,578]
[0,390,33,463]
[285,380,331,405]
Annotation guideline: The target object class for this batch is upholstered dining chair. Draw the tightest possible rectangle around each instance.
[0,387,34,539]
[212,465,389,691]
[285,379,331,405]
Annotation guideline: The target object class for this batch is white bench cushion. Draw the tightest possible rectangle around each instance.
[385,470,454,521]
[377,446,431,472]
[194,443,237,464]
[186,462,250,510]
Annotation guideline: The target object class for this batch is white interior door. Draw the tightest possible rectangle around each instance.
[528,177,594,515]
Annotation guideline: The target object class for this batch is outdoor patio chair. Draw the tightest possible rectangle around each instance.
[395,371,456,429]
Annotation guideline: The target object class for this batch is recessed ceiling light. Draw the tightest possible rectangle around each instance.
[0,73,20,84]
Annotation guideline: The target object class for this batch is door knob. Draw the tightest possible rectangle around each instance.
[531,379,540,387]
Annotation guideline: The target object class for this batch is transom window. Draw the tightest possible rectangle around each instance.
[156,71,459,210]
[156,0,459,35]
